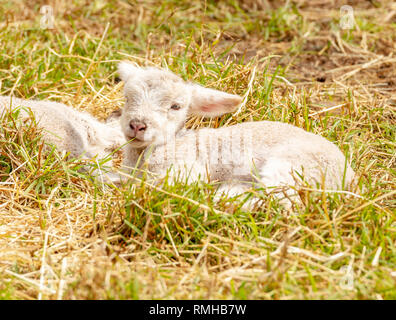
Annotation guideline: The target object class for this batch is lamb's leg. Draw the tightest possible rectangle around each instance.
[158,162,207,186]
[213,182,263,210]
[213,158,302,210]
[258,158,302,208]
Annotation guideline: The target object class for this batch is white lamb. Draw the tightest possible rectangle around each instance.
[0,96,125,161]
[115,62,355,205]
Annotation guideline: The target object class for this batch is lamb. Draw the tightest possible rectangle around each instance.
[0,96,125,162]
[115,62,355,205]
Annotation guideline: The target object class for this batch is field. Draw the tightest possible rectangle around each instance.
[0,0,395,299]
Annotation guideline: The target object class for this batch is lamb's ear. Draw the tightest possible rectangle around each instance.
[189,85,242,117]
[118,61,140,82]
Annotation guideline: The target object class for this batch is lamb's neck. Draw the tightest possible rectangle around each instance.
[124,145,147,167]
[124,129,194,167]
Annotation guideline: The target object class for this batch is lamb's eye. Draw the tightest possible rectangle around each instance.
[170,104,181,110]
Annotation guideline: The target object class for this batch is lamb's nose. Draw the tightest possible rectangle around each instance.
[129,121,147,133]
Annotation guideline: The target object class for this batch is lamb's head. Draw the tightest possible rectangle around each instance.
[117,62,242,148]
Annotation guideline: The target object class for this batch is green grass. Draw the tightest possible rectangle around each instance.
[0,0,395,300]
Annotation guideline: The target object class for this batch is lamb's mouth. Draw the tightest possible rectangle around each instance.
[125,135,143,143]
[126,136,151,147]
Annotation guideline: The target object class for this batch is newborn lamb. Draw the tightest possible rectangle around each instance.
[115,62,355,205]
[0,96,125,161]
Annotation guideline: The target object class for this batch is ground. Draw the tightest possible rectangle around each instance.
[0,0,395,299]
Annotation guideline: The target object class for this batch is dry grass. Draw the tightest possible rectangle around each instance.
[0,0,395,299]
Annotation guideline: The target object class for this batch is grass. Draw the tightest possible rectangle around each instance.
[0,0,395,299]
